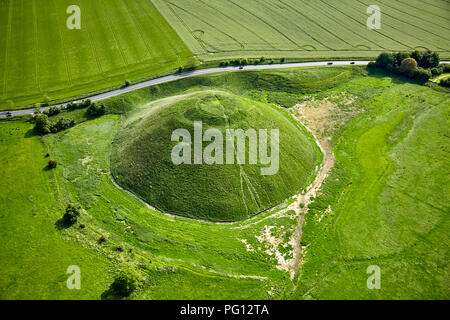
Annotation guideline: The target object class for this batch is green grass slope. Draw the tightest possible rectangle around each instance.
[111,90,319,221]
[0,119,113,299]
[153,0,450,61]
[0,0,193,110]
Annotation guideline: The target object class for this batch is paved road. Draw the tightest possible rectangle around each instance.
[0,60,387,118]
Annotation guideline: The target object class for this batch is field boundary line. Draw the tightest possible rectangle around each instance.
[228,0,305,50]
[397,0,450,21]
[303,0,386,50]
[197,0,277,50]
[52,0,72,85]
[368,0,450,34]
[353,0,447,50]
[99,0,128,66]
[318,0,412,50]
[2,0,13,99]
[32,0,41,92]
[168,1,245,50]
[121,0,155,60]
[76,0,104,75]
[278,0,353,49]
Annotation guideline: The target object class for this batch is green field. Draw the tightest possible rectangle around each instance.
[153,0,450,60]
[0,0,193,110]
[0,66,448,299]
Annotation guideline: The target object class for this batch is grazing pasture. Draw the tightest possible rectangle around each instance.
[152,0,450,60]
[0,0,192,110]
[0,66,448,299]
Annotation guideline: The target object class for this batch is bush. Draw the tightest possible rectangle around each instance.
[47,107,60,116]
[124,80,131,87]
[367,61,377,69]
[280,58,286,63]
[376,52,394,68]
[48,159,58,169]
[63,203,81,224]
[412,68,432,81]
[431,66,444,77]
[50,118,75,133]
[98,234,108,244]
[440,78,450,87]
[34,114,51,134]
[110,266,140,297]
[87,103,106,117]
[421,50,440,69]
[400,58,418,75]
[441,63,450,73]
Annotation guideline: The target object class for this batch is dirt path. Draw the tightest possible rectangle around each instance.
[286,112,335,279]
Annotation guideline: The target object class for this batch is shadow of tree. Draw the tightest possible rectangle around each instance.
[54,217,75,230]
[366,67,428,85]
[101,286,128,300]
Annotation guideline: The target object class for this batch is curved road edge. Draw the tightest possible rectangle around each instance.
[0,61,372,118]
[3,60,447,118]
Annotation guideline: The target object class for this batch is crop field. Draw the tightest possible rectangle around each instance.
[1,66,448,300]
[0,0,192,110]
[152,0,450,60]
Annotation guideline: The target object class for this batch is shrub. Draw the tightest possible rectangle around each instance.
[110,266,140,297]
[413,68,432,81]
[400,58,418,75]
[420,50,440,69]
[87,103,106,117]
[50,118,75,133]
[280,58,286,63]
[47,107,60,116]
[376,52,394,68]
[431,66,444,77]
[63,203,81,224]
[34,114,51,134]
[124,80,131,87]
[98,234,108,244]
[441,63,450,73]
[440,78,450,88]
[48,159,58,169]
[367,61,377,69]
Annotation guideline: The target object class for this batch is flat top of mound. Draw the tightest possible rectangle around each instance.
[111,90,319,221]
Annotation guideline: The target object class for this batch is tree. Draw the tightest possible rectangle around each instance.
[411,50,424,66]
[412,68,432,81]
[63,203,81,224]
[87,103,106,117]
[400,58,418,75]
[48,159,58,169]
[110,266,140,297]
[394,52,410,67]
[34,114,51,134]
[421,50,440,69]
[375,52,394,67]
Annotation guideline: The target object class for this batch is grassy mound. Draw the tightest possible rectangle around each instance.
[111,90,319,221]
